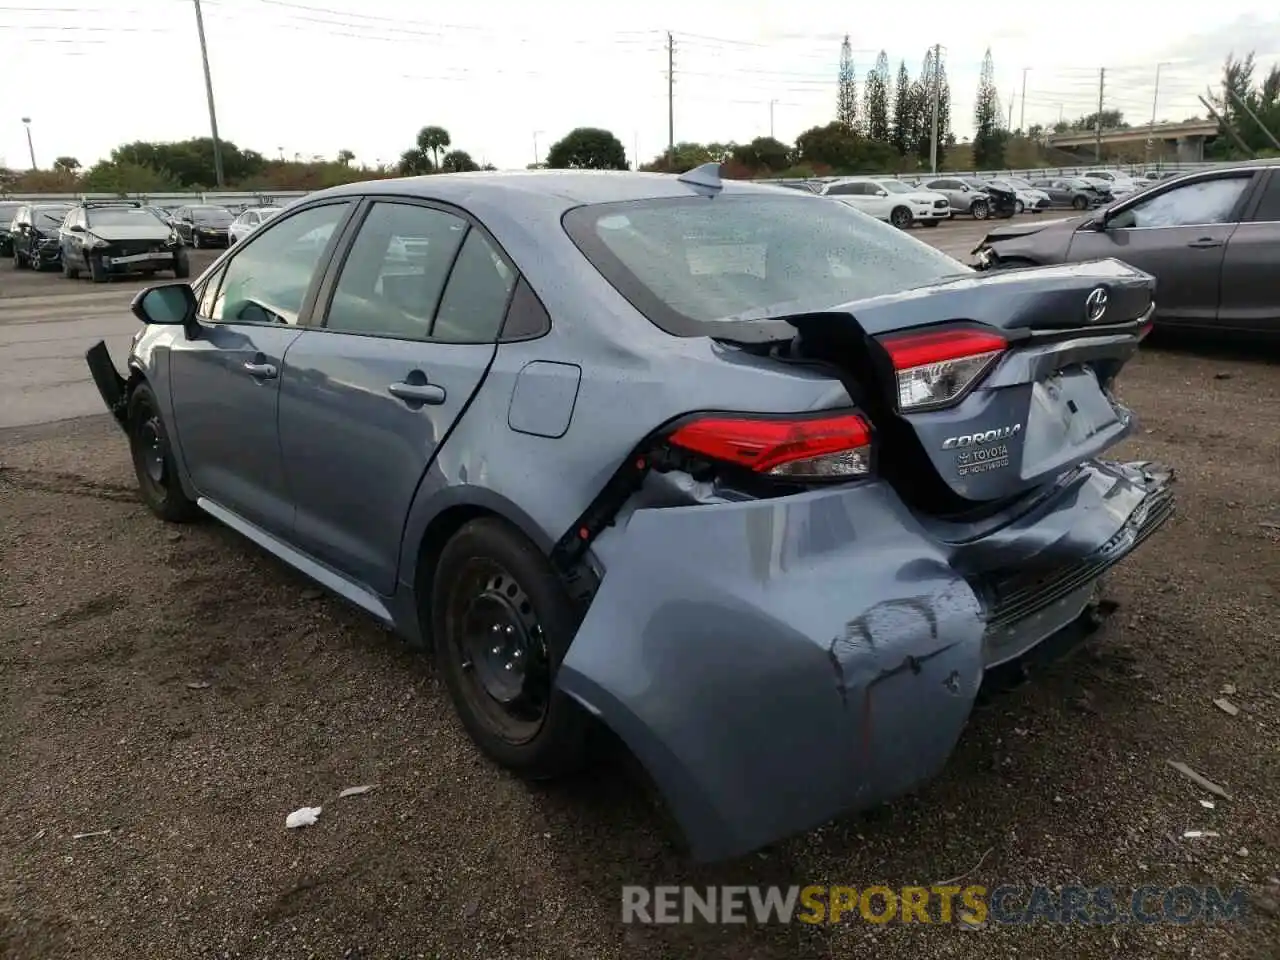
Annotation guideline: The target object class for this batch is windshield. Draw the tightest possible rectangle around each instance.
[34,207,72,227]
[192,207,233,225]
[1007,178,1033,189]
[562,193,970,335]
[88,208,168,229]
[961,179,988,190]
[876,180,914,194]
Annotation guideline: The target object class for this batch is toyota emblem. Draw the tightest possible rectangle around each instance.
[1085,287,1109,323]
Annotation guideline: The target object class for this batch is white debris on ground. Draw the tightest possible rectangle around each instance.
[285,806,322,829]
[338,785,375,799]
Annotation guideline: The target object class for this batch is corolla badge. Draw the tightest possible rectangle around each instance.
[1085,286,1109,323]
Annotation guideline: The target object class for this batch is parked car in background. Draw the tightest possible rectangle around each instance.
[985,177,1051,214]
[0,201,22,257]
[83,165,1173,862]
[59,200,189,282]
[920,177,995,219]
[9,202,73,269]
[1028,177,1108,210]
[172,204,235,248]
[229,206,283,245]
[820,177,950,228]
[973,161,1280,337]
[1081,169,1141,198]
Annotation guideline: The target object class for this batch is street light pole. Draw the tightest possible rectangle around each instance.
[1020,67,1029,133]
[769,99,777,138]
[533,130,543,167]
[21,117,35,170]
[1147,62,1171,165]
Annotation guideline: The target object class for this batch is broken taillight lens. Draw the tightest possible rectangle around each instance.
[666,412,872,480]
[880,328,1007,412]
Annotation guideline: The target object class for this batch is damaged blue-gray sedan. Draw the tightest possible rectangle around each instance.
[85,165,1174,861]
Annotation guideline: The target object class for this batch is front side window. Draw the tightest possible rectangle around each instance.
[210,202,351,325]
[324,201,468,339]
[1107,176,1252,229]
[1249,171,1280,222]
[563,193,969,336]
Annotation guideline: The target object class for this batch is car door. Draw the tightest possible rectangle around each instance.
[1066,170,1257,327]
[276,198,517,594]
[167,199,356,535]
[12,206,29,260]
[825,182,872,216]
[59,209,84,266]
[1217,167,1280,333]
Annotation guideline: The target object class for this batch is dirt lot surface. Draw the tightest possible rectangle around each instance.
[2,218,1279,960]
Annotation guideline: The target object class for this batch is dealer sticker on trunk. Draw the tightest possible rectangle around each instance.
[955,445,1011,476]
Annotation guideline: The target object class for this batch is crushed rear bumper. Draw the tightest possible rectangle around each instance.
[557,458,1173,861]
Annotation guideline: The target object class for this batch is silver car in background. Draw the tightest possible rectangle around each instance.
[228,205,283,245]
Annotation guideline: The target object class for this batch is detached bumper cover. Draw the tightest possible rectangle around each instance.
[85,340,129,428]
[557,459,1173,861]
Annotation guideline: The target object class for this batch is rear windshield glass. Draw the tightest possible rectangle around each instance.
[562,194,969,335]
[192,207,233,224]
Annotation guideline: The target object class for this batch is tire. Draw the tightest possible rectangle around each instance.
[126,382,201,523]
[1072,195,1089,210]
[173,248,190,279]
[970,199,990,220]
[13,249,25,269]
[192,232,202,249]
[923,220,940,227]
[88,254,108,283]
[1014,200,1025,215]
[889,206,912,230]
[432,517,592,779]
[63,256,80,280]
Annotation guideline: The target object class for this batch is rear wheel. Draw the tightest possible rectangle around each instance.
[971,199,990,220]
[127,382,201,523]
[889,206,912,230]
[1072,195,1089,210]
[432,518,592,779]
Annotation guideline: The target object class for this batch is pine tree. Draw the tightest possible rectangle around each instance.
[890,60,913,157]
[973,47,1004,169]
[914,49,938,164]
[837,36,858,131]
[863,50,891,142]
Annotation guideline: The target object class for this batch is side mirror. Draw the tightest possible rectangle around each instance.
[131,283,200,339]
[875,189,888,197]
[68,223,85,233]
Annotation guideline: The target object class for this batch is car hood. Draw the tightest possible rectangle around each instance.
[975,215,1086,248]
[87,225,172,241]
[906,192,945,204]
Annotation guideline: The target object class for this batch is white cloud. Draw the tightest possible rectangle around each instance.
[2,0,1277,172]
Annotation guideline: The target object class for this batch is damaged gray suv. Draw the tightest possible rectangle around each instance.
[85,165,1174,861]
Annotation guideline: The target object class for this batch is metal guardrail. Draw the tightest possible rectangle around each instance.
[768,160,1235,184]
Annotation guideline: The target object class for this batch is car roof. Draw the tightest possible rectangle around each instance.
[307,170,799,214]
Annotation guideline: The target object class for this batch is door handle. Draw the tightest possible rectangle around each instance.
[1186,238,1223,249]
[243,361,278,379]
[387,381,446,405]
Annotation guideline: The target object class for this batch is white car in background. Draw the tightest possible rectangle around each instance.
[228,206,282,245]
[818,176,951,228]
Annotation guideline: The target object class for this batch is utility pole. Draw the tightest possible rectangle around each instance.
[667,32,675,168]
[769,99,777,138]
[1197,95,1254,158]
[533,130,542,167]
[191,0,224,187]
[20,117,35,170]
[1094,67,1105,163]
[929,43,941,174]
[1019,67,1029,133]
[1008,92,1014,131]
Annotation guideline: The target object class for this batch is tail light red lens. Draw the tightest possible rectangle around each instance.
[880,328,1007,412]
[666,412,872,480]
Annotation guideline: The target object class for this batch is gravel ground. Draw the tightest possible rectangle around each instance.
[2,221,1279,959]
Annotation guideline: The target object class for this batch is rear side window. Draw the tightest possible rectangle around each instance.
[1251,171,1280,222]
[563,193,969,337]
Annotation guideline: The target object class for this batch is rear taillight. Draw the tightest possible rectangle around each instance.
[880,328,1007,412]
[666,412,872,481]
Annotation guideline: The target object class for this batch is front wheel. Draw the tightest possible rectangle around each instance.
[432,518,593,779]
[1072,195,1089,210]
[12,249,26,269]
[970,199,990,220]
[62,257,80,279]
[173,248,191,279]
[1014,200,1025,215]
[127,382,201,523]
[192,232,202,249]
[88,254,108,283]
[889,206,912,230]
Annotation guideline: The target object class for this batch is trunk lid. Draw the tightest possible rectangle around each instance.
[760,259,1156,509]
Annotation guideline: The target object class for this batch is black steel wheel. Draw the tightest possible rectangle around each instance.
[432,518,592,778]
[127,383,201,523]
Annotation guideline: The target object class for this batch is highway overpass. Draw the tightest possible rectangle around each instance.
[1047,120,1220,161]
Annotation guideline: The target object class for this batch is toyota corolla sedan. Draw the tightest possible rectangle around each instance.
[85,166,1174,861]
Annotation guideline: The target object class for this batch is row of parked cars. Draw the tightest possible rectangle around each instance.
[768,168,1169,228]
[0,199,281,280]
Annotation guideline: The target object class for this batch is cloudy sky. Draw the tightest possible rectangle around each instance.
[3,0,1278,173]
